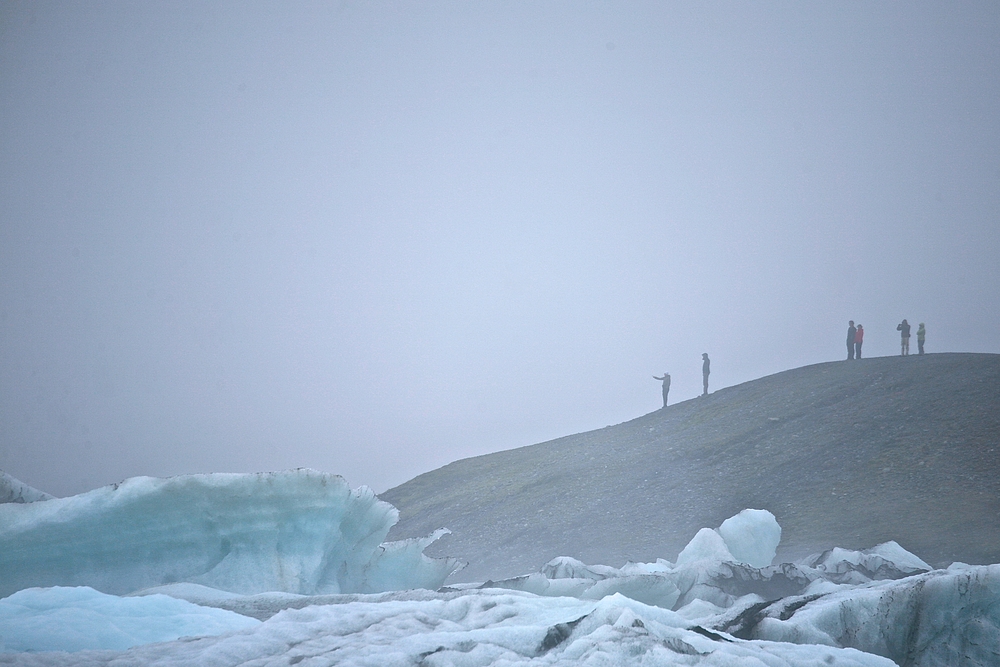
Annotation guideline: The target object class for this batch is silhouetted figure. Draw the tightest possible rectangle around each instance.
[701,353,710,395]
[897,319,911,356]
[917,323,926,355]
[652,373,671,407]
[854,324,864,359]
[846,321,856,360]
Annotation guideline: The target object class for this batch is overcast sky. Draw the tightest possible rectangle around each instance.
[2,1,999,498]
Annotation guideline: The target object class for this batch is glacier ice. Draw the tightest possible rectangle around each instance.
[478,509,934,614]
[5,563,994,665]
[797,542,933,584]
[1,476,996,666]
[541,556,622,581]
[0,469,460,598]
[723,564,1000,667]
[676,508,779,569]
[676,527,737,565]
[0,471,53,505]
[717,508,781,568]
[0,586,258,653]
[0,588,899,666]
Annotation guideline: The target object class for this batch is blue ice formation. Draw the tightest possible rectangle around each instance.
[0,586,259,653]
[479,509,935,612]
[0,469,461,598]
[4,586,905,664]
[1,500,998,664]
[717,508,781,568]
[6,564,996,664]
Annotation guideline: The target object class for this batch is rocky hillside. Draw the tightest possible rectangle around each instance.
[383,353,1000,582]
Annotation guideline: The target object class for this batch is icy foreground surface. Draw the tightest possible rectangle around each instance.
[736,564,1000,667]
[4,565,998,665]
[2,478,997,666]
[0,470,460,598]
[1,589,898,666]
[0,586,258,652]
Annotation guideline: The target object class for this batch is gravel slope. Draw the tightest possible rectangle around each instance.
[382,353,1000,582]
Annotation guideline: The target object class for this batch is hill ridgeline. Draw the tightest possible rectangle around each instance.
[383,353,1000,582]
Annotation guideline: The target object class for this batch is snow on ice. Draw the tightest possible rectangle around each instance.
[1,471,998,666]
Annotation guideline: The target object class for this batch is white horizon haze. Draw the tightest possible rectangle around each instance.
[2,2,999,497]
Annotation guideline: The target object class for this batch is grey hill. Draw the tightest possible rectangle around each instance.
[383,352,1000,583]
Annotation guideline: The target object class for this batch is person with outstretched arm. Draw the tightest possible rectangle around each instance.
[702,353,711,396]
[652,373,671,407]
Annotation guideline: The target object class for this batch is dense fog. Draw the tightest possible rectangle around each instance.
[2,2,999,496]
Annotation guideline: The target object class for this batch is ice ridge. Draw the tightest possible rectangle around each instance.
[0,469,460,597]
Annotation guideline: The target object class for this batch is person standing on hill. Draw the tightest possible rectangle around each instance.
[701,353,711,396]
[846,321,857,360]
[917,323,926,355]
[897,319,911,356]
[854,324,864,359]
[652,373,671,407]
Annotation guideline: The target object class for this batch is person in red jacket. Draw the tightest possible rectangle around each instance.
[854,324,864,359]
